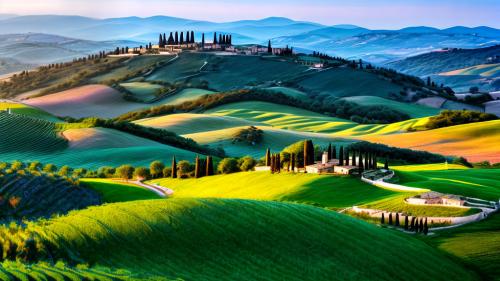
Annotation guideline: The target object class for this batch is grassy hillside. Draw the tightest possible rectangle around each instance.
[440,63,500,77]
[0,112,67,154]
[339,96,440,118]
[31,198,479,281]
[81,178,161,203]
[0,171,100,220]
[0,101,59,121]
[119,81,163,101]
[361,120,500,163]
[394,165,500,201]
[152,172,396,208]
[430,212,500,281]
[160,88,216,105]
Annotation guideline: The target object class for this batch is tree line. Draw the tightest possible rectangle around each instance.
[381,212,429,235]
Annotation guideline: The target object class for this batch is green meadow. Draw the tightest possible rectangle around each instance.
[81,179,161,203]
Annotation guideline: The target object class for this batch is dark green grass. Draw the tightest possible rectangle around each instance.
[31,198,479,281]
[81,179,161,203]
[428,212,500,281]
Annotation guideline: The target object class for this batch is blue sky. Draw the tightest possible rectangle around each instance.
[1,0,499,28]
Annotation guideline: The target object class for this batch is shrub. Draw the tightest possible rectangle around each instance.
[232,126,263,145]
[425,110,497,130]
[43,164,57,173]
[134,167,151,180]
[238,156,257,171]
[116,165,134,180]
[162,167,172,178]
[97,166,115,178]
[149,161,165,179]
[178,161,194,178]
[217,158,240,174]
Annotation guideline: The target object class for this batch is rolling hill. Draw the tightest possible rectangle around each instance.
[28,198,480,281]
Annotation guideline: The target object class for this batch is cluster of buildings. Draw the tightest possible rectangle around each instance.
[406,191,465,207]
[305,151,358,175]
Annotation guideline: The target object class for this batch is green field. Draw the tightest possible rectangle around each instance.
[339,96,440,118]
[152,172,396,208]
[430,212,500,281]
[119,81,163,101]
[0,102,59,121]
[360,193,480,217]
[27,198,479,281]
[81,178,161,203]
[395,166,500,201]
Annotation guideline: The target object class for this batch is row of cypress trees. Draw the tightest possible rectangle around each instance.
[170,155,214,179]
[158,31,196,48]
[381,213,429,235]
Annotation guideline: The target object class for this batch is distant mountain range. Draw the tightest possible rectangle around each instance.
[0,33,139,75]
[0,15,499,63]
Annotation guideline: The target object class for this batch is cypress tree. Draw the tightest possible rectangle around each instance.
[276,154,281,173]
[186,31,190,44]
[381,213,385,224]
[168,32,174,45]
[395,213,400,227]
[423,218,429,235]
[201,33,205,48]
[163,33,167,46]
[384,158,389,170]
[175,32,179,45]
[191,31,195,43]
[388,213,393,225]
[373,155,378,169]
[332,146,337,159]
[419,218,424,233]
[404,215,409,230]
[206,156,214,176]
[270,154,275,174]
[229,35,232,45]
[415,218,420,233]
[268,40,272,53]
[339,146,344,166]
[195,155,201,178]
[327,143,332,160]
[352,150,356,166]
[171,156,177,178]
[219,34,223,45]
[265,148,271,166]
[345,149,350,166]
[213,32,217,44]
[410,217,416,231]
[290,153,296,172]
[180,32,184,45]
[358,153,364,174]
[159,33,163,47]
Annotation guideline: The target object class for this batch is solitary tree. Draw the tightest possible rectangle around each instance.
[268,40,272,53]
[171,156,178,178]
[150,161,165,179]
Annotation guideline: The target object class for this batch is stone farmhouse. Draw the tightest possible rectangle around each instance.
[407,191,466,207]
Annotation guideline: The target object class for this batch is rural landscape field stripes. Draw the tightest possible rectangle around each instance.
[0,1,499,280]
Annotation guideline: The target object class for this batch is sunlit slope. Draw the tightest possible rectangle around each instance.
[152,172,395,208]
[339,96,440,118]
[440,63,500,77]
[134,113,258,135]
[184,125,354,158]
[35,199,479,281]
[81,178,161,203]
[393,164,500,200]
[0,101,59,121]
[361,120,500,163]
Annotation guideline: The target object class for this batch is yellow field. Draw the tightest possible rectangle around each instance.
[361,120,500,163]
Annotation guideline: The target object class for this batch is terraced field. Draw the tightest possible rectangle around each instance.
[361,120,500,163]
[27,198,479,281]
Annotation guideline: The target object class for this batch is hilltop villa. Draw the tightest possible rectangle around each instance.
[407,191,465,207]
[305,152,358,175]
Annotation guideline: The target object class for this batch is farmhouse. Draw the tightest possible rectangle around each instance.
[305,152,358,175]
[407,192,465,207]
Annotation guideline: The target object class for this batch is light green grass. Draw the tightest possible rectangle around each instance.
[395,166,500,201]
[0,102,59,121]
[430,212,500,281]
[161,88,216,105]
[120,82,163,101]
[151,172,396,208]
[340,96,440,118]
[29,198,479,281]
[81,179,161,203]
[361,193,480,217]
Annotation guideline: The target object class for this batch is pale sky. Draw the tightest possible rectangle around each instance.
[1,0,499,28]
